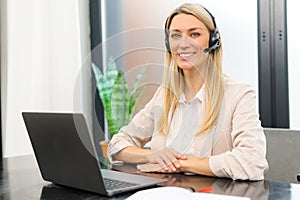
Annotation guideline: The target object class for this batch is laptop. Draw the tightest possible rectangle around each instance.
[22,112,166,196]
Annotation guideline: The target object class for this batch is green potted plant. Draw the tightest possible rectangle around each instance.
[91,57,144,157]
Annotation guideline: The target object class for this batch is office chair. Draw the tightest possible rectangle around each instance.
[264,128,300,183]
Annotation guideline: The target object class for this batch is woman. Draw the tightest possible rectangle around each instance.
[107,3,268,180]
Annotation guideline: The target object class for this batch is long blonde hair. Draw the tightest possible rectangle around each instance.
[158,3,224,136]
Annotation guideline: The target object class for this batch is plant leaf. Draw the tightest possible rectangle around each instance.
[128,87,144,120]
[91,62,110,111]
[110,71,129,136]
[106,57,118,89]
[91,62,105,92]
[128,67,145,118]
[91,62,103,83]
[91,59,146,138]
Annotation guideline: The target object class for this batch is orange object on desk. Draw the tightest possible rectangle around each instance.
[197,187,214,193]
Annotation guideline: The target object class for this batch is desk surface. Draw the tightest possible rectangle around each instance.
[0,155,299,200]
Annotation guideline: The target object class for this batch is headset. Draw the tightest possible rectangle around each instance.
[165,6,220,54]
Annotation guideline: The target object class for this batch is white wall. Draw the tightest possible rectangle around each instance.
[1,0,91,157]
[287,1,300,130]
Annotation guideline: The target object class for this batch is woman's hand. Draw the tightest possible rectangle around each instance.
[138,150,188,173]
[137,157,215,178]
[144,148,187,171]
[137,162,182,173]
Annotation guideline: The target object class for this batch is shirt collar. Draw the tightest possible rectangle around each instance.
[179,84,205,103]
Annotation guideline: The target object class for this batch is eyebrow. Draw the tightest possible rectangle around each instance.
[169,27,204,32]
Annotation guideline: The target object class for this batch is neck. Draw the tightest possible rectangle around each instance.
[183,69,204,101]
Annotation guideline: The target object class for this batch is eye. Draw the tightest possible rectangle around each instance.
[191,32,200,38]
[170,33,181,39]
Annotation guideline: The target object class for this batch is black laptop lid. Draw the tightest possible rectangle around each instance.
[22,112,107,195]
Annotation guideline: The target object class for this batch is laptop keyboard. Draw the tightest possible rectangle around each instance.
[103,178,138,190]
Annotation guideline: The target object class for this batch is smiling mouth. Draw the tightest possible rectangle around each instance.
[178,52,196,58]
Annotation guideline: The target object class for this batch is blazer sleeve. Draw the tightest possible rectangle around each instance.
[107,87,164,162]
[209,85,269,180]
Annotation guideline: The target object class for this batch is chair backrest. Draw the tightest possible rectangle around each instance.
[264,128,300,183]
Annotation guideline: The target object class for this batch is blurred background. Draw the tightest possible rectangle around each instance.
[0,0,299,158]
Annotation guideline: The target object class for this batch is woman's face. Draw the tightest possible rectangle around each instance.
[168,13,210,71]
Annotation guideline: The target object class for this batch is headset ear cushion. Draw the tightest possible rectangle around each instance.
[209,28,220,50]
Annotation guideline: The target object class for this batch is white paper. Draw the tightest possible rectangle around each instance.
[126,186,251,200]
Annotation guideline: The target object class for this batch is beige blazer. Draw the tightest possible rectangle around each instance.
[108,77,269,180]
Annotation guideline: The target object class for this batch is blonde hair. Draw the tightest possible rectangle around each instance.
[158,3,224,135]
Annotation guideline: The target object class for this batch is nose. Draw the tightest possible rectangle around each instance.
[178,35,191,49]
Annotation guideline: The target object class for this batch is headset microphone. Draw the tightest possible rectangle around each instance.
[203,46,215,53]
[203,42,220,53]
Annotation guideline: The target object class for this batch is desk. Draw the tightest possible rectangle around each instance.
[0,155,299,200]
